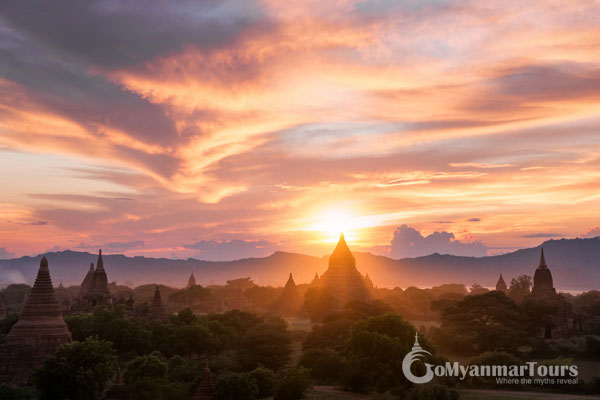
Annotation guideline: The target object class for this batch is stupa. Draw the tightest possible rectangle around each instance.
[187,271,197,288]
[495,273,508,293]
[193,362,215,399]
[319,233,370,308]
[0,256,72,383]
[149,286,169,323]
[271,273,303,316]
[531,248,557,298]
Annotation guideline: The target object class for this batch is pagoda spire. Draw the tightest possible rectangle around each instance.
[90,249,109,295]
[187,271,197,288]
[329,232,355,270]
[97,249,104,270]
[539,247,547,269]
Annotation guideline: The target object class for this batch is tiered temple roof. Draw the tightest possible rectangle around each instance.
[0,256,72,383]
[71,250,116,311]
[319,233,370,308]
[79,262,95,297]
[271,273,303,316]
[149,286,169,323]
[496,273,508,293]
[531,248,557,298]
[89,250,109,296]
[192,362,215,400]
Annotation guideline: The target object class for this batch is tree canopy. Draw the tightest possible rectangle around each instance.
[33,338,117,400]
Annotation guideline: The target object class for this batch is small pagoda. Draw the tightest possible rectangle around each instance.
[148,286,169,323]
[495,273,508,293]
[271,273,303,316]
[193,362,215,400]
[187,271,197,288]
[531,248,557,298]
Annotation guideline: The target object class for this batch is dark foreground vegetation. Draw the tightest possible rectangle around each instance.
[1,277,600,399]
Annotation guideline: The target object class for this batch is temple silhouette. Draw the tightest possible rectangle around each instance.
[317,233,371,308]
[531,248,557,298]
[149,285,169,323]
[271,273,303,316]
[64,250,135,313]
[187,271,197,288]
[495,273,508,293]
[0,257,72,384]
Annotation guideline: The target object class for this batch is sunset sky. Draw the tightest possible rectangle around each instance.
[1,0,600,260]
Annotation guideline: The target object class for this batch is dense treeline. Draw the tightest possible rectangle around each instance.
[2,279,600,399]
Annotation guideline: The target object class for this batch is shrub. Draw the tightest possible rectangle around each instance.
[33,338,117,400]
[0,384,35,400]
[468,351,523,366]
[214,372,258,400]
[298,347,345,382]
[405,383,459,400]
[585,335,600,357]
[273,367,311,400]
[249,367,276,399]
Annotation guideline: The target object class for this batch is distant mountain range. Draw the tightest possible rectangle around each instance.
[1,237,599,291]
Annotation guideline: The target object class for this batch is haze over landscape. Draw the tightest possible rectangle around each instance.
[1,1,600,262]
[1,236,599,291]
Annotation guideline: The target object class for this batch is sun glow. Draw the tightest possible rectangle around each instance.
[303,207,381,243]
[312,209,355,237]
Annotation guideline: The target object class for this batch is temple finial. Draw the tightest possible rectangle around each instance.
[539,247,547,268]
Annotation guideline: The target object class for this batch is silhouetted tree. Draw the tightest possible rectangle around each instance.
[439,291,530,353]
[273,367,311,400]
[123,354,187,400]
[508,275,532,303]
[299,347,345,382]
[248,367,276,399]
[303,287,336,322]
[0,384,35,400]
[0,313,18,344]
[168,286,211,308]
[345,313,430,392]
[469,283,489,295]
[214,372,258,400]
[33,338,117,400]
[405,383,459,400]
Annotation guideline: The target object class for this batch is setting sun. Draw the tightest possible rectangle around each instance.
[310,209,355,240]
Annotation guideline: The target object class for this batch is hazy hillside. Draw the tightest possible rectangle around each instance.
[1,237,599,290]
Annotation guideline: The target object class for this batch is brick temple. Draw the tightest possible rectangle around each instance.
[0,256,72,384]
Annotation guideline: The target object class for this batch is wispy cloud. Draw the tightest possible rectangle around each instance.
[1,1,600,257]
